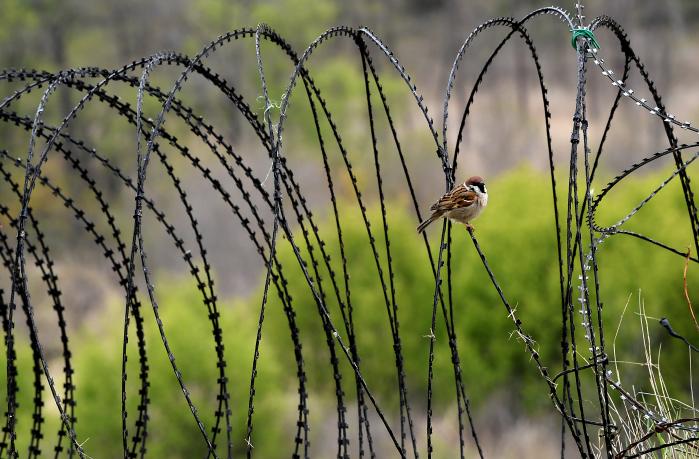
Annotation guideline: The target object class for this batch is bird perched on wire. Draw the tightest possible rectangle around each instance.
[416,176,488,233]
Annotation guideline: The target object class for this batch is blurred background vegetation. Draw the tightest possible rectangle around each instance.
[2,0,699,457]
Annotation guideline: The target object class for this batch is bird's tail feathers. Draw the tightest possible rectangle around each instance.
[417,213,440,233]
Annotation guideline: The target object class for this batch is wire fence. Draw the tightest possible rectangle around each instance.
[1,4,698,458]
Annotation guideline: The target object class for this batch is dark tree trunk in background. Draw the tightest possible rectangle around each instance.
[46,5,71,119]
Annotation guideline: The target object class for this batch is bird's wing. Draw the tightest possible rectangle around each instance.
[430,185,477,212]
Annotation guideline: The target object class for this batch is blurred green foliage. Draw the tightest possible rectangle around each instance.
[5,166,697,456]
[3,281,290,457]
[263,165,699,412]
[3,0,699,455]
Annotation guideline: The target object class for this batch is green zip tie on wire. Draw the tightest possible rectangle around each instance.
[571,28,600,50]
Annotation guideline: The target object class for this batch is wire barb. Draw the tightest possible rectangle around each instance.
[1,6,697,459]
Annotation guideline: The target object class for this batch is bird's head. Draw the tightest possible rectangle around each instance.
[465,176,487,195]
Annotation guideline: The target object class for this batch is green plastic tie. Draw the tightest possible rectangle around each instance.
[571,28,600,51]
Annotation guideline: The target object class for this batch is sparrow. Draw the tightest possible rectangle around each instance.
[416,176,488,233]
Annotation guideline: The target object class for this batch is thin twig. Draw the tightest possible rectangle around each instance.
[685,247,699,332]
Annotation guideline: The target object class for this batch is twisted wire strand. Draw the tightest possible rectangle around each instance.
[2,7,699,458]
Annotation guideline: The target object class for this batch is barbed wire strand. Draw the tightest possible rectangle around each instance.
[2,7,699,458]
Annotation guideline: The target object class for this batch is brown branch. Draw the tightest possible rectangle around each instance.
[669,430,699,453]
[614,417,699,457]
[614,428,657,458]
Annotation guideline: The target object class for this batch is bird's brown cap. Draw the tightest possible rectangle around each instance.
[465,176,485,185]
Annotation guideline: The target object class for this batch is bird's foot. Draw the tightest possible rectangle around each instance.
[464,223,474,232]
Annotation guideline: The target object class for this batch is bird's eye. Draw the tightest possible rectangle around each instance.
[478,183,486,193]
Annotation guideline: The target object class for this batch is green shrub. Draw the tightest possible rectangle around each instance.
[262,165,698,412]
[6,165,695,456]
[69,279,288,458]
